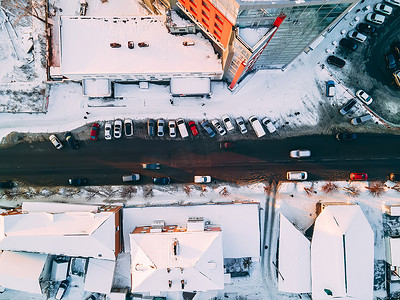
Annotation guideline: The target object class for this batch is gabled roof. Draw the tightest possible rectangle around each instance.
[84,258,116,294]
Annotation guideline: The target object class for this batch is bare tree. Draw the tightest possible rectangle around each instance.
[321,181,338,194]
[219,187,229,196]
[120,186,137,199]
[144,187,153,198]
[200,185,207,197]
[343,186,360,197]
[10,0,47,24]
[183,185,192,196]
[366,182,386,197]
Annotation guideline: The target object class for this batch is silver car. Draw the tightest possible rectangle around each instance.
[211,120,227,135]
[222,115,235,132]
[157,119,165,137]
[169,120,176,138]
[105,122,112,140]
[286,171,308,181]
[114,119,122,138]
[49,134,63,149]
[351,114,372,125]
[235,117,247,134]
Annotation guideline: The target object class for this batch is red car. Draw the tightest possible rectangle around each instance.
[90,123,100,140]
[188,121,199,136]
[350,173,368,181]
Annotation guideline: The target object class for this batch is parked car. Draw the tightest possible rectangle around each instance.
[261,117,277,133]
[355,90,373,105]
[124,119,133,137]
[390,173,400,181]
[114,119,122,139]
[200,120,216,137]
[386,53,396,69]
[0,181,14,188]
[351,114,372,125]
[347,31,367,43]
[64,132,79,150]
[169,120,176,138]
[356,23,376,34]
[147,119,155,137]
[339,38,358,51]
[327,55,346,68]
[222,115,235,132]
[152,177,171,185]
[394,70,400,87]
[194,176,211,183]
[142,163,160,170]
[290,149,311,158]
[386,0,400,6]
[286,171,308,181]
[211,120,227,136]
[336,133,357,141]
[104,122,112,140]
[157,119,165,137]
[220,142,235,149]
[55,280,69,300]
[90,123,100,141]
[326,81,335,97]
[68,178,87,186]
[49,134,63,149]
[340,99,357,115]
[86,294,99,300]
[188,121,199,136]
[122,174,140,182]
[350,173,368,181]
[176,118,189,138]
[374,3,393,15]
[366,13,385,24]
[249,116,266,138]
[235,117,248,134]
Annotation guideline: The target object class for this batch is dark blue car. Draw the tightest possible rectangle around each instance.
[386,53,396,69]
[152,177,171,185]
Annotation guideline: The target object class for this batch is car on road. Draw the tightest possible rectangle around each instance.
[222,115,235,132]
[386,0,400,5]
[394,70,400,87]
[249,116,266,138]
[374,3,393,15]
[142,163,160,170]
[340,99,357,115]
[347,31,367,43]
[152,177,171,185]
[68,178,87,186]
[390,173,400,181]
[386,53,396,69]
[290,149,311,158]
[336,133,357,141]
[64,132,79,150]
[356,23,376,34]
[339,38,358,51]
[157,119,165,137]
[55,280,69,300]
[49,134,63,149]
[235,117,248,134]
[350,173,368,181]
[90,123,100,141]
[326,80,335,97]
[211,120,227,136]
[194,176,211,183]
[286,171,308,181]
[327,55,346,68]
[261,117,277,133]
[169,120,176,138]
[351,114,372,125]
[124,119,133,137]
[104,122,112,140]
[355,90,373,105]
[0,181,14,189]
[366,13,385,24]
[220,142,235,149]
[114,119,122,139]
[188,121,199,136]
[176,118,189,138]
[200,120,216,137]
[147,119,155,137]
[122,174,140,182]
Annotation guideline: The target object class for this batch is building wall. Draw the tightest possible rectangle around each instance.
[114,209,122,257]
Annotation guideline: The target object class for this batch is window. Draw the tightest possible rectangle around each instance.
[202,18,209,27]
[214,21,222,32]
[202,10,209,19]
[213,30,221,39]
[189,0,197,7]
[190,6,197,16]
[202,0,210,11]
[215,14,223,25]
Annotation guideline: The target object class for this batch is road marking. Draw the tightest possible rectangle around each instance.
[374,157,389,160]
[321,158,338,161]
[274,160,291,163]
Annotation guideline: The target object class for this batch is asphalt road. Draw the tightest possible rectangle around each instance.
[0,134,399,186]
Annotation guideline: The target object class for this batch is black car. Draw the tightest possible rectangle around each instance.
[147,119,155,137]
[0,181,14,189]
[152,177,171,185]
[336,133,357,141]
[339,38,358,51]
[64,132,79,150]
[356,23,376,34]
[327,55,346,68]
[390,173,400,182]
[339,99,357,115]
[68,178,88,186]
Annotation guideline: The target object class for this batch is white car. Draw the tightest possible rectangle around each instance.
[122,174,140,182]
[104,122,112,140]
[49,134,63,149]
[355,89,373,105]
[211,120,227,136]
[374,3,393,15]
[290,149,311,158]
[194,176,211,183]
[124,119,133,137]
[222,115,235,132]
[261,117,277,133]
[286,171,308,181]
[351,114,372,125]
[169,120,176,138]
[157,119,165,137]
[385,0,400,7]
[347,31,367,43]
[114,119,122,139]
[235,117,247,134]
[366,13,385,24]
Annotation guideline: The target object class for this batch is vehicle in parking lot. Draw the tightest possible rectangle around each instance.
[386,53,396,69]
[105,122,112,140]
[374,3,393,15]
[261,117,277,133]
[211,120,227,136]
[222,115,235,132]
[355,90,373,105]
[49,134,63,149]
[386,0,400,6]
[147,119,155,137]
[188,121,199,136]
[64,132,79,150]
[350,173,368,181]
[176,118,189,138]
[235,117,248,134]
[90,123,100,141]
[157,119,165,137]
[339,38,358,51]
[169,120,176,138]
[200,120,216,137]
[356,23,376,34]
[340,99,357,115]
[347,31,367,43]
[286,171,308,181]
[122,174,140,182]
[220,142,235,149]
[124,119,133,137]
[0,181,14,188]
[327,55,346,68]
[68,178,87,186]
[290,149,311,158]
[336,133,357,141]
[86,294,99,300]
[142,163,160,170]
[152,177,171,185]
[194,176,211,183]
[390,173,400,181]
[326,81,335,97]
[366,13,385,24]
[351,114,372,125]
[114,119,123,139]
[55,280,69,300]
[394,70,400,87]
[249,116,266,138]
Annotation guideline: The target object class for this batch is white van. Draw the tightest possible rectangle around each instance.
[249,116,266,138]
[176,118,189,138]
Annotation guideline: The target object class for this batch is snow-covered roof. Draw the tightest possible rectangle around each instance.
[130,229,224,293]
[0,251,48,294]
[311,205,374,300]
[59,16,222,76]
[123,203,260,258]
[278,214,311,293]
[84,258,116,294]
